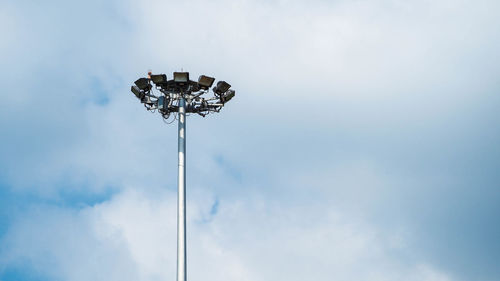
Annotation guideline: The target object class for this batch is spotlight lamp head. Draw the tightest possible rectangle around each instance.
[151,74,167,84]
[174,72,190,85]
[221,89,236,103]
[134,77,151,91]
[198,75,215,90]
[213,81,231,95]
[131,85,145,99]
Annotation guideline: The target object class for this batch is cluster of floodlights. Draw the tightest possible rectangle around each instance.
[131,71,235,119]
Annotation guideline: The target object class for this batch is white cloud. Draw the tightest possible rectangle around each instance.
[1,0,499,279]
[2,0,499,192]
[1,188,453,281]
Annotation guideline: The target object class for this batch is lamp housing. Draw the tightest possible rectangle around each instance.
[134,77,151,91]
[174,72,189,85]
[151,74,167,84]
[221,89,235,103]
[131,85,145,99]
[198,75,215,90]
[213,81,231,95]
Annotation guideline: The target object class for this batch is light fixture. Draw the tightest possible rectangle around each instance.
[130,70,235,281]
[198,75,215,90]
[174,72,189,85]
[151,74,167,84]
[131,85,145,99]
[221,89,235,103]
[213,81,231,95]
[134,77,151,90]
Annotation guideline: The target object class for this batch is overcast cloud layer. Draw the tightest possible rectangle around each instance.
[1,0,499,280]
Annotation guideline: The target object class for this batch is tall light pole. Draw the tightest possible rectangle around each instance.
[131,71,235,281]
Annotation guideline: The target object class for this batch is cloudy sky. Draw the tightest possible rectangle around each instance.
[1,0,499,280]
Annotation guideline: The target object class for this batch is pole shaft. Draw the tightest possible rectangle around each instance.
[177,97,187,281]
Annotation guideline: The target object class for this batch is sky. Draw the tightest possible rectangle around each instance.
[0,0,499,280]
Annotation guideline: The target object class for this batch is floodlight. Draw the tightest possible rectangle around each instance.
[198,75,215,90]
[213,81,231,95]
[174,72,189,85]
[134,77,151,90]
[189,80,201,92]
[221,89,235,103]
[151,74,167,84]
[131,85,145,99]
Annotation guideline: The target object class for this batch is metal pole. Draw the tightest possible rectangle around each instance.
[177,97,187,281]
